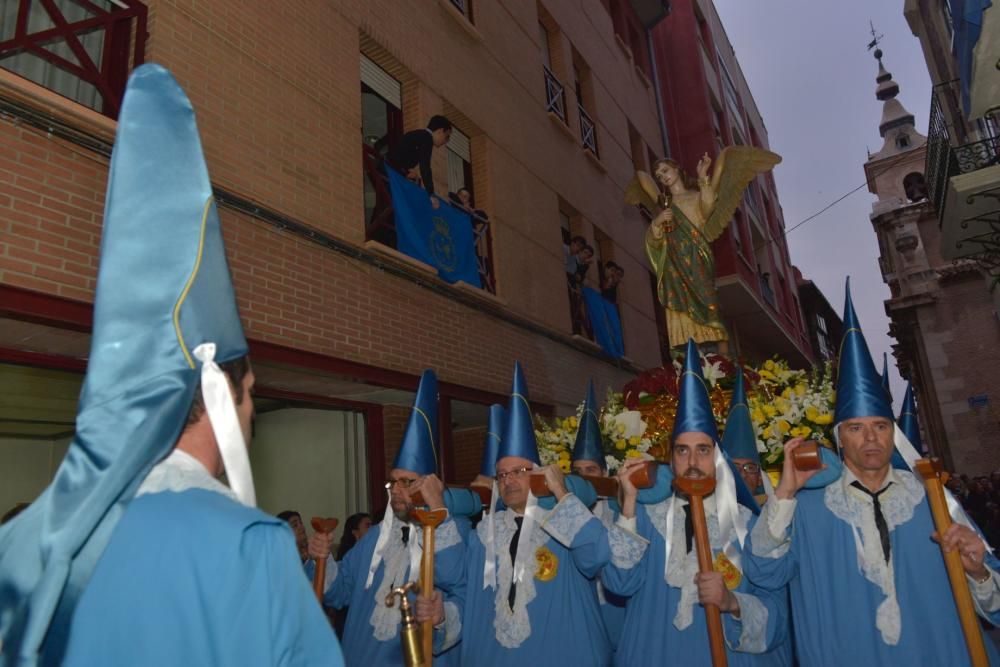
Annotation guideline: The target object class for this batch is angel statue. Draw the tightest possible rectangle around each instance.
[626,146,781,350]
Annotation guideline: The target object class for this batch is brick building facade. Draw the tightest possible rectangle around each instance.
[0,0,671,519]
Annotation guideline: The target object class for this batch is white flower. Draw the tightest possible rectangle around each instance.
[610,410,647,440]
[701,359,725,387]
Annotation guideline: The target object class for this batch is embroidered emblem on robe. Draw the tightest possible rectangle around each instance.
[714,551,741,590]
[535,546,558,582]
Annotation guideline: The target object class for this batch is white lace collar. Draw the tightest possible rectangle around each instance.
[136,449,238,501]
[477,507,551,648]
[824,466,924,645]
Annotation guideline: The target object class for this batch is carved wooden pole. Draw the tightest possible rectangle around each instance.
[673,476,727,667]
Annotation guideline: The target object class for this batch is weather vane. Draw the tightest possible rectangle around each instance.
[867,20,884,52]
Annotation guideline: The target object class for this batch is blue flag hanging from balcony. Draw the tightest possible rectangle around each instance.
[387,167,481,287]
[582,286,624,358]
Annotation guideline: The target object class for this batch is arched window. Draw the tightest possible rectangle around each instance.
[896,133,911,149]
[903,172,928,202]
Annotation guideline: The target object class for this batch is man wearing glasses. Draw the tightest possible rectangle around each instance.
[458,363,643,665]
[722,371,769,508]
[308,370,465,665]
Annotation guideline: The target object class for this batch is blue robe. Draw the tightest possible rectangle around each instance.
[745,468,1000,666]
[460,494,627,666]
[602,497,789,666]
[321,514,465,665]
[593,499,627,653]
[63,483,342,666]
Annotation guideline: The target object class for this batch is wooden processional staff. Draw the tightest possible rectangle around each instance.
[310,517,339,602]
[411,507,448,667]
[915,458,989,667]
[673,476,728,667]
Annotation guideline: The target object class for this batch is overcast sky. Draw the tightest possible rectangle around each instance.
[713,0,931,410]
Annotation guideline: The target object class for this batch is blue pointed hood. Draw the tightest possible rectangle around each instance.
[834,279,894,424]
[672,339,719,443]
[480,404,506,477]
[498,362,540,464]
[572,381,605,468]
[880,353,893,403]
[393,370,440,475]
[721,370,759,461]
[0,64,248,663]
[898,383,925,455]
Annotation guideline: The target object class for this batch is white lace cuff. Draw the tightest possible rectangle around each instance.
[434,519,462,552]
[724,591,769,653]
[616,515,637,533]
[541,494,592,548]
[608,521,648,569]
[323,555,338,594]
[969,569,1000,615]
[750,498,795,558]
[434,600,462,654]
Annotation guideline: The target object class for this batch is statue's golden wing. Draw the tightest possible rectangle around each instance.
[703,146,781,242]
[625,170,662,214]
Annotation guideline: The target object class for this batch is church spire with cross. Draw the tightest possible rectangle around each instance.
[866,22,924,160]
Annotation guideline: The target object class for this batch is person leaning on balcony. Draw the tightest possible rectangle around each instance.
[386,114,452,209]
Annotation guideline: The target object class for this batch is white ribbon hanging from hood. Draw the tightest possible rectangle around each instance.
[193,343,255,507]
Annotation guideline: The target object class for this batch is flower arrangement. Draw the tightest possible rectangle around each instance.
[535,390,655,473]
[749,360,836,465]
[535,354,836,471]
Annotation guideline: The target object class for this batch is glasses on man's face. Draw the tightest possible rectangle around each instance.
[385,477,419,490]
[739,463,761,474]
[495,467,531,483]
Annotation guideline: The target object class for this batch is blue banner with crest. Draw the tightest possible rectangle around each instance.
[387,168,481,287]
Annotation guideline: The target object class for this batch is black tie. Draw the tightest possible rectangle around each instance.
[851,481,893,563]
[508,517,524,611]
[682,503,694,554]
[401,526,410,545]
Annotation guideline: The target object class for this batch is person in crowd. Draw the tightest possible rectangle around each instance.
[460,363,636,665]
[308,370,465,665]
[745,281,1000,664]
[279,509,310,563]
[601,261,621,303]
[0,65,342,665]
[337,512,373,561]
[604,340,788,666]
[386,115,453,208]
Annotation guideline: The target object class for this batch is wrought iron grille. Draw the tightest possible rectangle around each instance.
[579,104,598,156]
[0,0,148,119]
[543,65,566,122]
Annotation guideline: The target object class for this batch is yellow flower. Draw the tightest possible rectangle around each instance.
[615,439,627,450]
[805,406,820,422]
[775,397,790,413]
[790,426,809,438]
[758,370,776,381]
[626,449,643,459]
[777,419,791,435]
[617,423,627,434]
[814,413,834,425]
[568,416,578,429]
[780,387,792,399]
[628,435,641,446]
[764,360,776,371]
[752,408,765,424]
[558,460,571,472]
[554,429,564,438]
[763,404,777,418]
[558,450,570,461]
[763,426,774,439]
[795,384,807,397]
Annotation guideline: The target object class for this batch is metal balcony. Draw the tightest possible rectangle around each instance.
[579,104,598,156]
[543,65,566,122]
